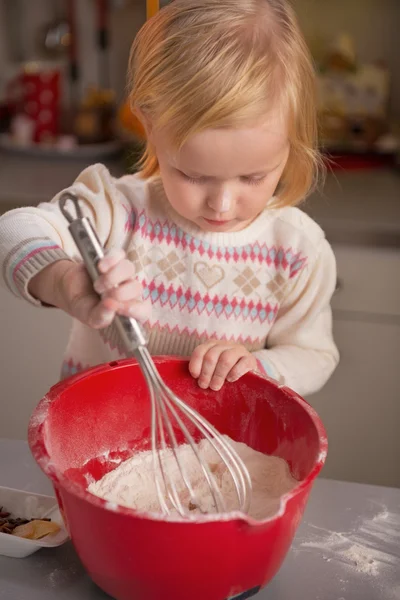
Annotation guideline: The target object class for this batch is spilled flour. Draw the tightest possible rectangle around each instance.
[300,507,400,579]
[88,436,297,519]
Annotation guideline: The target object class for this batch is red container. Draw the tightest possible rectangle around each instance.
[29,357,327,600]
[7,62,61,142]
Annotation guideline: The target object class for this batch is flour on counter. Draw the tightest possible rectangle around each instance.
[88,436,297,520]
[300,507,400,578]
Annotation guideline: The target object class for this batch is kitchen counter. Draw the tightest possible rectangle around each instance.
[0,150,125,210]
[0,151,399,247]
[1,439,399,600]
[304,169,400,247]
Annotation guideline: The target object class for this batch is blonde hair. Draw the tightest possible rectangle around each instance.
[128,0,322,207]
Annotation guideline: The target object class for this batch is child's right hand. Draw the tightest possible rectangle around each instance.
[29,250,151,329]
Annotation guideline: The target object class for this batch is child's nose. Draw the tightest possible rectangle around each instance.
[207,189,232,214]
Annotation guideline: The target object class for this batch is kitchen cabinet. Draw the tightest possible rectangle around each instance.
[332,245,400,318]
[0,286,70,440]
[309,244,400,488]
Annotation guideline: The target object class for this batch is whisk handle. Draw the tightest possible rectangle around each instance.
[59,193,147,352]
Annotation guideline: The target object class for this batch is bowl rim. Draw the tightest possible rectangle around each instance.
[28,356,328,526]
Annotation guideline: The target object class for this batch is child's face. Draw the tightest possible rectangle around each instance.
[153,114,289,233]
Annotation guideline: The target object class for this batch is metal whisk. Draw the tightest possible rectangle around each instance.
[60,193,252,518]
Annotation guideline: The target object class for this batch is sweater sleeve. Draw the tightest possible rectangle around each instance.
[0,164,129,305]
[253,238,339,397]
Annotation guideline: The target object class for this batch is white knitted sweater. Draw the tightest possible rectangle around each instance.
[0,164,339,395]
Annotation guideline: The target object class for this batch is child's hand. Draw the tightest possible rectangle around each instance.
[189,341,258,392]
[30,250,150,329]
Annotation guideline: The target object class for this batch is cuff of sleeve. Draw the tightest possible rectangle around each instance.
[4,240,71,306]
[253,354,279,381]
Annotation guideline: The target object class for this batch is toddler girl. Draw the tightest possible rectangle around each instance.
[0,0,338,396]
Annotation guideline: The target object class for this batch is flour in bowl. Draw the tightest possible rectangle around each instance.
[88,436,297,520]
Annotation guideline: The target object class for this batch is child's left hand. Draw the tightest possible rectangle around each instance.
[189,341,258,391]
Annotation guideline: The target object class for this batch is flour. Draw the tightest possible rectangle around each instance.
[300,507,400,578]
[88,436,297,520]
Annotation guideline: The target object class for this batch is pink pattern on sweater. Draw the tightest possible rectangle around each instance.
[133,210,307,276]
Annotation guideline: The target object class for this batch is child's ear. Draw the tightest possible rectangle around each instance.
[135,107,154,140]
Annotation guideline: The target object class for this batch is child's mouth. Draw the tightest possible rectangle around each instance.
[203,218,232,227]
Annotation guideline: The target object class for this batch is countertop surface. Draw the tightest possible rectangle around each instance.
[0,151,399,246]
[1,439,399,600]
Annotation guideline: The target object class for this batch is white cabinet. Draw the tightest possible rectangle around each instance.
[309,244,400,488]
[0,286,70,440]
[332,245,400,317]
[310,319,400,488]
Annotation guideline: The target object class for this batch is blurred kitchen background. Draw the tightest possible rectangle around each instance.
[0,0,399,489]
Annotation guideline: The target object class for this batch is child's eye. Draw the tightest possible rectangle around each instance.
[180,172,207,184]
[241,176,266,186]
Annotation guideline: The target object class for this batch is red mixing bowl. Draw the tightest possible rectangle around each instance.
[28,357,327,600]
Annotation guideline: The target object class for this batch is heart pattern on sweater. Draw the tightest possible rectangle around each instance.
[194,262,225,289]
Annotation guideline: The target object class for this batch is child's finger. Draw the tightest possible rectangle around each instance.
[87,298,119,329]
[105,280,143,302]
[117,299,152,322]
[197,344,231,390]
[68,289,104,326]
[208,347,246,391]
[98,249,126,273]
[94,260,135,293]
[226,355,257,384]
[189,342,215,379]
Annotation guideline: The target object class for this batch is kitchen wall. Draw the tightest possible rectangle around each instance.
[0,0,399,117]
